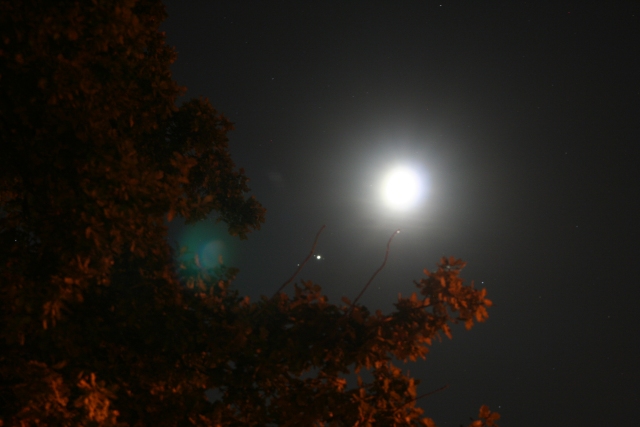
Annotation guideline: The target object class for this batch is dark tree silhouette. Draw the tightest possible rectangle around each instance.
[0,1,499,426]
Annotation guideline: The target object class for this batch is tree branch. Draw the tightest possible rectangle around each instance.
[272,225,326,297]
[348,229,400,312]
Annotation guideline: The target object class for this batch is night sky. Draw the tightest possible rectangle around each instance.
[162,2,639,425]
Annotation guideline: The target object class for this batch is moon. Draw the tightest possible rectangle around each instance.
[381,166,423,210]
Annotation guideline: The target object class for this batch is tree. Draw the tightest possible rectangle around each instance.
[0,1,499,426]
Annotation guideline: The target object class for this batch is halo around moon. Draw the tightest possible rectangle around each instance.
[381,166,423,210]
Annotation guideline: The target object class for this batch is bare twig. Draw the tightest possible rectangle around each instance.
[394,384,449,414]
[348,229,400,312]
[413,384,449,400]
[272,225,326,298]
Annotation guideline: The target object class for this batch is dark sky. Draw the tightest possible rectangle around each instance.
[162,2,639,425]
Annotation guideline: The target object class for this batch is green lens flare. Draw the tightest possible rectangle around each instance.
[176,221,237,270]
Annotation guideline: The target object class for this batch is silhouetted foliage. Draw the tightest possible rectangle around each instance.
[0,1,498,426]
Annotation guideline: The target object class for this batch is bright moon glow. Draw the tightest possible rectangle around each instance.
[382,167,422,210]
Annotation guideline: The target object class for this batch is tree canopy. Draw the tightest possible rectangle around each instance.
[0,1,499,426]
